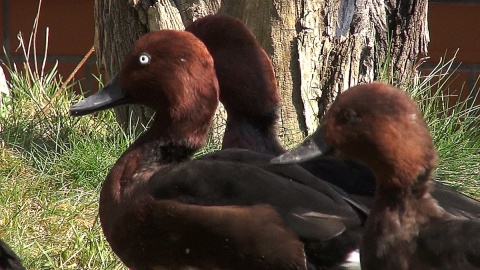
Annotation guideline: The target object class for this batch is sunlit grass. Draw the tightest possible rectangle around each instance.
[0,147,123,269]
[410,58,480,197]
[0,6,129,266]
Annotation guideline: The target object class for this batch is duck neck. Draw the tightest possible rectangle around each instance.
[373,165,446,216]
[361,168,448,268]
[105,136,196,197]
[99,122,200,235]
[222,114,285,156]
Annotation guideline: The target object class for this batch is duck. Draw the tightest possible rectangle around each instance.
[273,82,480,269]
[185,14,284,156]
[185,14,376,200]
[69,29,369,269]
[0,239,25,270]
[186,15,480,218]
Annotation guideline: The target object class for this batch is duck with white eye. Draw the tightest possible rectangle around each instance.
[139,52,186,66]
[138,53,151,65]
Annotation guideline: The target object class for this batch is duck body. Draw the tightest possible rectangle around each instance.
[70,29,368,270]
[361,178,480,269]
[363,195,480,270]
[103,151,359,269]
[274,82,480,269]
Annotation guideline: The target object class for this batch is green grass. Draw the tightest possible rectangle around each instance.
[409,57,480,196]
[0,55,129,268]
[0,28,479,270]
[0,22,130,267]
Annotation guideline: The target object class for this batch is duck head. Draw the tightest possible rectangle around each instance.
[186,15,284,154]
[274,82,438,189]
[70,30,219,148]
[185,15,279,125]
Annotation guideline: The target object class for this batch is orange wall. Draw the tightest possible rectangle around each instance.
[1,0,97,93]
[424,2,480,105]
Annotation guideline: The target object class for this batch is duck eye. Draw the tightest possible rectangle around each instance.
[139,53,151,65]
[343,109,357,123]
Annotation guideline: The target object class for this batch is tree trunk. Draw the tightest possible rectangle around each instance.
[94,0,149,132]
[94,0,428,145]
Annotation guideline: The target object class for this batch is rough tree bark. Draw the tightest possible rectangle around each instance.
[94,0,429,145]
[94,0,149,131]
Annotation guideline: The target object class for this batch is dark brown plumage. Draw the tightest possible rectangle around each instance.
[70,29,367,270]
[187,15,372,268]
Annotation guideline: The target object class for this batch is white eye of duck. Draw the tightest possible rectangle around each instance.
[139,53,151,65]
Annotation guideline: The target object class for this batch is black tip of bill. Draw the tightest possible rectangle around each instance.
[271,129,333,164]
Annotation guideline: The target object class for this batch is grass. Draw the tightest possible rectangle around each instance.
[0,64,127,269]
[0,21,479,270]
[0,10,129,266]
[411,58,480,195]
